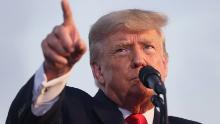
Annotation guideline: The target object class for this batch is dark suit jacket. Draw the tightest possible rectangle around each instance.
[6,75,202,124]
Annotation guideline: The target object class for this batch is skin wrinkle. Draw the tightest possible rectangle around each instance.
[92,29,168,114]
[89,9,168,64]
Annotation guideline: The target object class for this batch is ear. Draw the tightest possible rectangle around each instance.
[90,62,105,86]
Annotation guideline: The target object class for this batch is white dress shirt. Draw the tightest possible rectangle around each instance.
[119,107,154,124]
[31,64,154,124]
[31,64,71,116]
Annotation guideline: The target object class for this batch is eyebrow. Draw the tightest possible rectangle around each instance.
[113,40,133,48]
[113,39,153,47]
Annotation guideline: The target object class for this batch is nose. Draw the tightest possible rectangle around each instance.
[131,48,146,68]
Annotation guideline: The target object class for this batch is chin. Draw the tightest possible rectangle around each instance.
[122,84,154,113]
[126,99,154,114]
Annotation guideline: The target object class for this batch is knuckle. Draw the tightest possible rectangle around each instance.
[55,25,65,33]
[41,39,47,50]
[53,25,60,32]
[47,51,55,61]
[41,40,44,48]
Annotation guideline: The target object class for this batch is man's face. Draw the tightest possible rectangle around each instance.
[92,29,168,113]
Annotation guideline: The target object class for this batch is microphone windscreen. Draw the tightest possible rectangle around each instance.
[139,65,161,84]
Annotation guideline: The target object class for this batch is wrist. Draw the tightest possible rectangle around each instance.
[43,61,71,81]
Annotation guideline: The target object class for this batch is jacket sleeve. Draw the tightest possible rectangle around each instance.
[5,75,64,124]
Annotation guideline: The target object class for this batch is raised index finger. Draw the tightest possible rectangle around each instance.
[61,0,74,26]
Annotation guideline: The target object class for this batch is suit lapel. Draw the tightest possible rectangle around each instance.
[93,90,171,124]
[93,90,124,124]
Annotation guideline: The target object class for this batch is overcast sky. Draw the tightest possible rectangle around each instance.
[1,0,220,123]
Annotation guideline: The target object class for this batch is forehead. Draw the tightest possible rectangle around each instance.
[104,29,163,45]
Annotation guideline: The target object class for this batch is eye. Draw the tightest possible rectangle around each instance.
[144,44,154,49]
[116,48,128,53]
[114,47,130,55]
[143,44,155,53]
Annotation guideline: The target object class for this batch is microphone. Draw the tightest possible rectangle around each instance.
[139,65,166,94]
[139,66,169,124]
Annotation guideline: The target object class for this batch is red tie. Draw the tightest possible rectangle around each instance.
[125,114,148,124]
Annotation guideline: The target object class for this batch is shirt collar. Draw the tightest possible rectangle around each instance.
[118,107,154,124]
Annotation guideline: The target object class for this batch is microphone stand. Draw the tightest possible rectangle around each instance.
[151,89,168,124]
[138,65,168,124]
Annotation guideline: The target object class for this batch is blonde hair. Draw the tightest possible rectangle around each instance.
[89,9,168,64]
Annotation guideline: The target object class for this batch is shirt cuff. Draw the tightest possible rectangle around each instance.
[32,64,71,116]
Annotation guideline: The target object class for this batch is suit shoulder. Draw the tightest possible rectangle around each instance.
[169,116,202,124]
[64,86,92,98]
[63,86,93,103]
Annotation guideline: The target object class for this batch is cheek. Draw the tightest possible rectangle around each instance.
[149,55,167,80]
[103,55,131,76]
[104,62,128,90]
[101,58,121,86]
[102,57,131,96]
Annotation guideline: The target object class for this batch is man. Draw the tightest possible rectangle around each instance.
[6,0,201,124]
